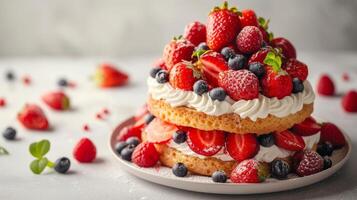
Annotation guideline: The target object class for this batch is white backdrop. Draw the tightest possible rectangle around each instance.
[0,0,356,57]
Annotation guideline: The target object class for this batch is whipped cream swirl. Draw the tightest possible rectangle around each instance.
[148,77,315,121]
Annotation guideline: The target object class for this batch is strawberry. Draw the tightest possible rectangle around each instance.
[186,128,225,156]
[320,122,346,148]
[294,150,323,177]
[218,69,259,101]
[230,159,270,183]
[94,63,129,88]
[284,58,308,81]
[239,9,259,27]
[248,47,271,65]
[291,117,321,136]
[152,58,167,70]
[0,98,6,107]
[274,130,305,151]
[342,90,357,112]
[261,52,293,99]
[342,73,349,82]
[206,2,241,51]
[317,74,335,96]
[226,133,259,162]
[42,91,70,111]
[117,123,144,142]
[169,62,200,91]
[198,51,229,87]
[73,138,97,163]
[183,21,206,46]
[17,104,49,130]
[163,37,195,71]
[134,104,148,121]
[257,17,273,43]
[132,142,159,167]
[145,118,178,144]
[271,37,296,59]
[236,26,263,54]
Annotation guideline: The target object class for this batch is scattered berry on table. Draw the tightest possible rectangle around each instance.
[196,42,209,51]
[102,108,110,115]
[183,21,206,46]
[209,87,227,101]
[193,80,209,95]
[73,138,97,163]
[169,62,200,91]
[257,133,275,147]
[221,47,236,61]
[126,137,140,147]
[248,62,265,78]
[323,157,332,170]
[162,37,195,71]
[317,142,334,157]
[230,159,270,183]
[132,142,159,167]
[317,74,335,96]
[2,127,17,140]
[17,104,49,130]
[57,78,68,87]
[96,113,103,120]
[271,159,290,179]
[150,67,162,78]
[54,157,71,174]
[83,124,90,132]
[271,37,296,59]
[94,63,129,88]
[22,75,31,85]
[42,91,71,111]
[292,78,304,93]
[0,98,6,107]
[144,114,155,125]
[173,130,187,144]
[320,122,346,148]
[228,55,246,70]
[115,141,128,154]
[68,81,77,88]
[342,73,349,81]
[295,150,324,177]
[172,163,188,177]
[342,90,357,113]
[155,70,169,83]
[236,26,263,54]
[5,70,15,81]
[226,133,259,162]
[212,170,227,183]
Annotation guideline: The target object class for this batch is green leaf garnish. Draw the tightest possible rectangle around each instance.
[0,146,9,155]
[263,52,282,72]
[29,139,50,159]
[30,158,48,175]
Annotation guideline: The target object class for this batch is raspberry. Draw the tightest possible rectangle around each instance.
[183,21,206,46]
[218,69,259,101]
[73,138,97,163]
[132,142,159,167]
[163,38,195,71]
[342,90,357,112]
[236,26,263,54]
[284,58,308,81]
[317,74,335,96]
[295,150,324,177]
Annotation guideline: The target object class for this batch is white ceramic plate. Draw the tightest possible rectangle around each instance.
[109,117,351,194]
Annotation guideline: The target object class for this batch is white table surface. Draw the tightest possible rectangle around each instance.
[0,52,356,200]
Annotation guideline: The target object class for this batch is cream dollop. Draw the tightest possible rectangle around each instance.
[148,77,315,121]
[254,145,293,163]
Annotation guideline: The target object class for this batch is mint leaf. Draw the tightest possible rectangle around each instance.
[29,139,50,158]
[0,146,9,155]
[30,158,48,174]
[264,52,282,72]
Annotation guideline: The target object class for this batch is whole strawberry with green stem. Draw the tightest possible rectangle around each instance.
[261,52,293,99]
[42,91,70,111]
[163,36,195,71]
[169,61,201,91]
[206,1,241,51]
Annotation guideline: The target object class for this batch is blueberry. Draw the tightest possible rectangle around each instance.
[257,133,275,147]
[150,67,162,78]
[292,78,304,93]
[323,157,332,170]
[271,159,290,179]
[5,71,15,81]
[120,145,136,161]
[173,130,187,144]
[2,127,16,140]
[126,137,140,147]
[212,170,227,183]
[58,78,68,87]
[317,142,334,157]
[228,55,246,70]
[248,62,265,78]
[196,42,209,51]
[145,114,155,124]
[155,70,169,83]
[115,141,128,154]
[54,157,71,174]
[193,80,209,95]
[221,47,236,61]
[172,163,188,177]
[209,88,226,101]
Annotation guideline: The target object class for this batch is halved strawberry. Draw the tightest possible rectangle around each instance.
[145,118,178,144]
[320,122,346,148]
[186,128,225,156]
[198,51,229,87]
[226,133,259,162]
[291,117,321,136]
[274,130,305,151]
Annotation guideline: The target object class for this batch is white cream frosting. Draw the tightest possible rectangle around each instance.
[147,77,315,121]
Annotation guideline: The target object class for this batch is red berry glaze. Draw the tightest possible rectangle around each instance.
[291,117,321,136]
[132,142,159,168]
[226,133,259,162]
[186,128,225,156]
[284,59,308,81]
[169,62,199,91]
[218,70,259,101]
[236,26,263,54]
[274,130,305,151]
[73,138,97,163]
[317,74,335,96]
[145,118,178,144]
[183,21,206,46]
[320,122,346,148]
[342,90,357,112]
[163,38,195,71]
[17,104,49,130]
[271,37,296,59]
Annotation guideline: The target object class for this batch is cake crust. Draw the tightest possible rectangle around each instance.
[147,96,313,135]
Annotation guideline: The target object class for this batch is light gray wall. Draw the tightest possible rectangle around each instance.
[0,0,356,57]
